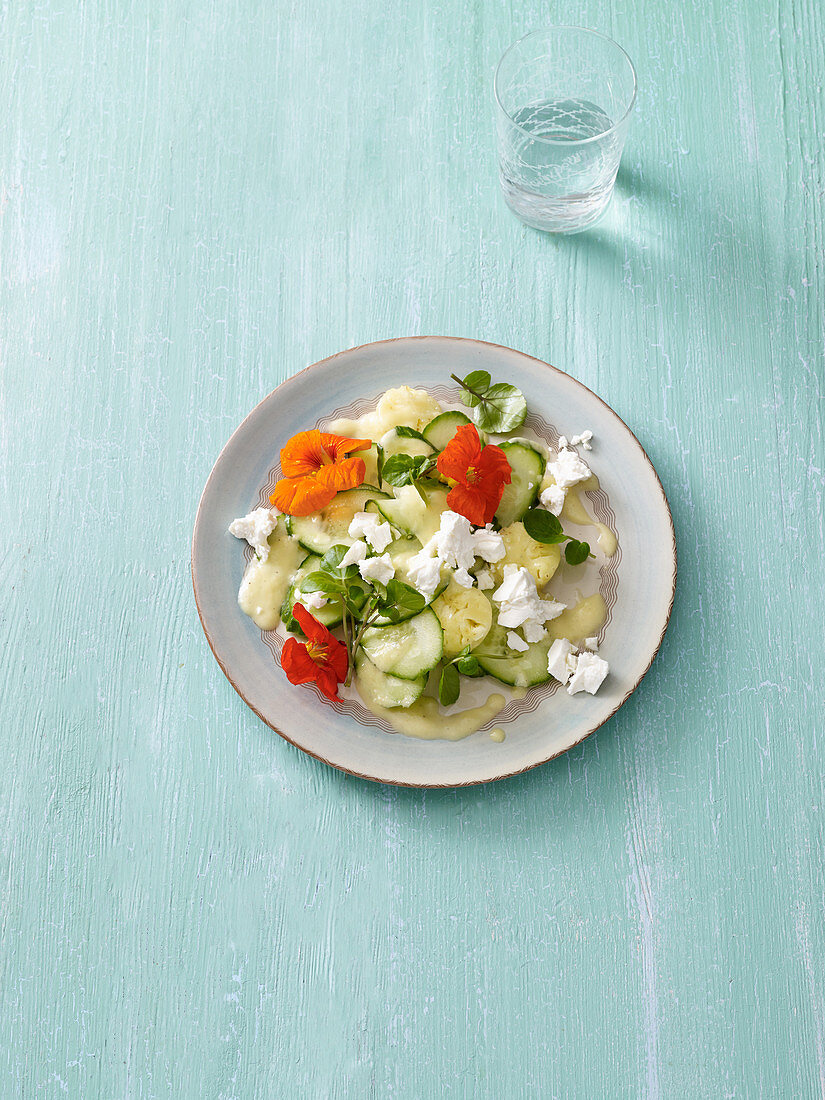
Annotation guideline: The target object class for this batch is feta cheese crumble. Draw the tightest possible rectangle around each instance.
[567,651,609,695]
[569,430,593,451]
[405,552,443,601]
[546,448,592,490]
[475,567,494,590]
[472,524,506,563]
[492,565,566,641]
[506,631,529,653]
[358,553,395,586]
[228,508,279,560]
[339,540,369,568]
[539,484,566,516]
[546,638,574,684]
[300,591,328,611]
[584,636,599,650]
[348,511,394,553]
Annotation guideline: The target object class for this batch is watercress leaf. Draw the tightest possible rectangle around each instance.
[455,654,481,677]
[381,454,419,487]
[523,508,565,544]
[458,370,491,408]
[382,579,426,616]
[438,663,461,707]
[298,571,345,595]
[473,383,527,432]
[564,539,591,566]
[319,544,359,576]
[381,453,435,487]
[394,425,436,450]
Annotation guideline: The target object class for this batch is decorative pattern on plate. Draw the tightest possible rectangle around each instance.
[245,385,621,733]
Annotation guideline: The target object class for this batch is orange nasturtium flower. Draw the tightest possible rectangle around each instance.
[436,423,512,526]
[281,603,349,701]
[270,430,372,515]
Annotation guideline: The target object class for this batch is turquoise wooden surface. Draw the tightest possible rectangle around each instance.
[1,0,822,1095]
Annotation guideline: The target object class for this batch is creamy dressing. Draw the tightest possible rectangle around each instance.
[489,728,506,743]
[361,692,507,741]
[547,594,607,645]
[561,480,617,558]
[238,527,304,631]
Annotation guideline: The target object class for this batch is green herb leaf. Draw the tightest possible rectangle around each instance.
[523,508,565,544]
[564,539,591,565]
[381,453,436,487]
[375,443,385,489]
[472,383,527,432]
[455,654,481,677]
[393,425,437,450]
[381,579,426,617]
[457,370,491,407]
[298,571,345,595]
[319,544,359,577]
[438,663,461,707]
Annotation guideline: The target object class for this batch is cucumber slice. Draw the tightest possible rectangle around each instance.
[474,620,552,687]
[285,486,389,554]
[371,484,450,543]
[354,652,427,709]
[363,538,448,625]
[379,427,432,460]
[362,608,444,681]
[422,410,472,450]
[495,442,545,527]
[280,554,344,631]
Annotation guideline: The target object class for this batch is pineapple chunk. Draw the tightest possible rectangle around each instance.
[491,522,562,589]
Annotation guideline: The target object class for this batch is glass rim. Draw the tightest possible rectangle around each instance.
[494,26,638,147]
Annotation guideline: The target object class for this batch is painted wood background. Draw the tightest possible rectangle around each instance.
[1,0,823,1096]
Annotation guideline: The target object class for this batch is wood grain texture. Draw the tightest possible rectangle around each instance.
[0,0,822,1096]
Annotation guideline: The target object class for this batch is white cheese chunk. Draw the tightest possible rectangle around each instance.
[300,591,328,611]
[358,553,395,586]
[567,651,609,695]
[584,636,599,650]
[475,567,494,590]
[569,430,593,451]
[492,565,566,638]
[472,524,506,563]
[547,448,591,490]
[557,435,568,450]
[228,508,279,560]
[405,550,443,601]
[348,511,394,553]
[539,484,566,516]
[339,540,369,568]
[453,568,475,589]
[506,631,529,652]
[546,638,574,684]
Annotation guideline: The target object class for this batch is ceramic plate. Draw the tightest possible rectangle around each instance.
[192,337,676,786]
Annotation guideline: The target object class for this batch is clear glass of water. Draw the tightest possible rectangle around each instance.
[495,27,637,233]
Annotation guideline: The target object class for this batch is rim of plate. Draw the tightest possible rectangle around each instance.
[191,336,677,787]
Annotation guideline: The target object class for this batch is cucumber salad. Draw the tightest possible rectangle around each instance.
[229,374,616,741]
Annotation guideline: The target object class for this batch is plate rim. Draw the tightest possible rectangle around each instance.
[191,335,677,787]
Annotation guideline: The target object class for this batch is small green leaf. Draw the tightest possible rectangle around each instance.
[564,539,591,565]
[523,508,565,544]
[455,654,481,677]
[472,383,527,433]
[393,425,437,450]
[319,544,357,576]
[381,453,436,487]
[382,579,426,616]
[376,443,385,489]
[458,369,491,407]
[438,663,461,707]
[298,571,345,595]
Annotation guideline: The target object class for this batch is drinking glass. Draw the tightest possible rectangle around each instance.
[495,27,637,233]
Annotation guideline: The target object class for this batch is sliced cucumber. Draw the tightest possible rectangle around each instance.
[354,652,427,709]
[371,484,450,544]
[379,427,432,460]
[422,410,472,450]
[280,554,344,631]
[474,620,552,687]
[285,485,389,554]
[362,608,443,681]
[494,442,545,527]
[363,537,448,625]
